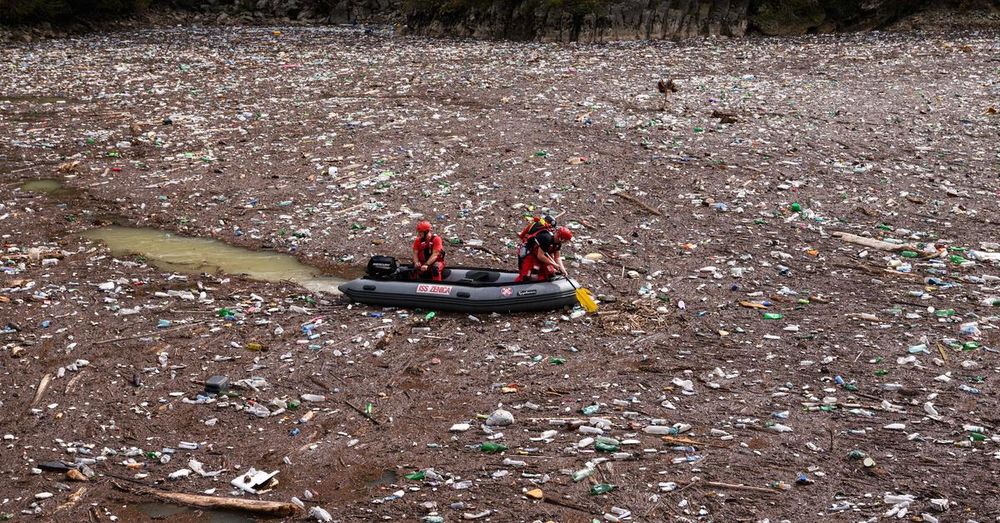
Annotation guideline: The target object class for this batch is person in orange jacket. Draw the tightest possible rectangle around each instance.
[411,220,445,281]
[516,225,573,282]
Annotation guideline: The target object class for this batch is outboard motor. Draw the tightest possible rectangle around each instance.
[366,255,398,280]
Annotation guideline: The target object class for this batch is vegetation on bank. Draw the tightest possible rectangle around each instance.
[0,0,153,24]
[402,0,612,21]
[2,0,995,29]
[0,0,286,25]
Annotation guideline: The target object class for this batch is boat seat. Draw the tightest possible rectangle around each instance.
[461,270,501,284]
[399,267,452,281]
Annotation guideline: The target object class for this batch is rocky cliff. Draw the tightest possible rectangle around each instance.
[2,0,997,39]
[401,0,1000,41]
[405,0,749,42]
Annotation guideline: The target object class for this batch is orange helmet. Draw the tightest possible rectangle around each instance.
[555,226,573,242]
[416,221,432,233]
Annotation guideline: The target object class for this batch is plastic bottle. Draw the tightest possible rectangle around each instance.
[762,312,784,320]
[594,440,619,453]
[643,423,691,435]
[571,467,594,482]
[479,442,507,454]
[590,484,616,495]
[958,384,981,394]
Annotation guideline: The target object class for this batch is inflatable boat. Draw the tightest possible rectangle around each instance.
[338,263,579,313]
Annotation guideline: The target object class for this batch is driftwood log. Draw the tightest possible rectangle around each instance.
[831,231,917,252]
[148,489,302,517]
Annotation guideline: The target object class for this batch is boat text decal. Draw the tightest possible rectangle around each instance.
[416,284,453,296]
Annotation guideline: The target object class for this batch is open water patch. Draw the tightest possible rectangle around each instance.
[81,226,349,294]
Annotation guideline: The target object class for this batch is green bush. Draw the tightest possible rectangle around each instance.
[749,0,828,35]
[402,0,610,19]
[0,0,152,24]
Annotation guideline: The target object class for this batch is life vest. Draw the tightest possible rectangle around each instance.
[415,233,445,264]
[518,216,554,243]
[518,228,559,262]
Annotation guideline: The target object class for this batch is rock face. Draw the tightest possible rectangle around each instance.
[311,0,401,23]
[401,0,1000,41]
[748,0,924,36]
[2,0,996,38]
[405,0,750,42]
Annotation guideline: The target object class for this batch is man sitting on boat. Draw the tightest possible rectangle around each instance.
[515,224,573,282]
[411,220,446,282]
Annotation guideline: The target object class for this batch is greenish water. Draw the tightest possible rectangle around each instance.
[19,179,69,194]
[82,226,348,293]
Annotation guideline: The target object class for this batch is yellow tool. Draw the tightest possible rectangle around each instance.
[567,277,598,313]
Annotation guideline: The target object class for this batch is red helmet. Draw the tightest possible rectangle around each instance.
[416,221,432,233]
[555,226,573,242]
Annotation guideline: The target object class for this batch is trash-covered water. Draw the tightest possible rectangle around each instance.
[81,226,347,293]
[134,502,255,522]
[3,25,999,523]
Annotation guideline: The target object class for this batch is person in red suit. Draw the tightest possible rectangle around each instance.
[411,220,445,281]
[516,226,573,282]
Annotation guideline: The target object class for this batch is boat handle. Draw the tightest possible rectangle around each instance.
[457,291,471,298]
[363,285,376,291]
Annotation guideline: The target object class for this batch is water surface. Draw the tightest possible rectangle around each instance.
[82,226,348,293]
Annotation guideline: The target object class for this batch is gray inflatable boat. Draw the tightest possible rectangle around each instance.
[338,265,579,313]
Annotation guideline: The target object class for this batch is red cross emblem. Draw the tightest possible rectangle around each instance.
[500,287,513,297]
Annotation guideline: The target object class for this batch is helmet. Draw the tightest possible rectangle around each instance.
[542,214,556,227]
[416,221,432,233]
[555,226,573,242]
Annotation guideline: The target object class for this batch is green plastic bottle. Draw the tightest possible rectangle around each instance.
[590,484,616,495]
[594,440,619,452]
[762,312,784,320]
[479,442,507,454]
